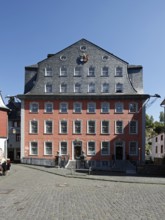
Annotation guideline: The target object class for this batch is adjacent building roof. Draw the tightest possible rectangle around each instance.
[0,92,9,111]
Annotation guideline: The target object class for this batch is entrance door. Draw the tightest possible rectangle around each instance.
[116,147,123,160]
[73,141,82,159]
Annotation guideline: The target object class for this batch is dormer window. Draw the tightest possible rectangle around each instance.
[60,67,67,76]
[60,83,67,93]
[115,66,123,77]
[88,82,95,93]
[45,83,52,93]
[74,83,81,93]
[45,67,52,76]
[115,83,123,93]
[74,67,81,76]
[102,83,109,93]
[88,67,95,76]
[101,67,109,76]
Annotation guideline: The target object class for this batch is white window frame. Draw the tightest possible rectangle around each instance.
[87,102,96,113]
[88,82,95,93]
[115,120,123,134]
[101,120,110,134]
[101,66,109,76]
[30,142,38,155]
[30,120,38,134]
[60,83,67,93]
[60,67,67,76]
[60,102,68,113]
[44,142,53,155]
[60,120,68,134]
[30,102,39,113]
[44,102,53,113]
[115,66,123,77]
[45,83,52,93]
[115,83,123,93]
[44,120,53,134]
[60,141,68,155]
[73,120,82,134]
[102,83,109,93]
[87,141,96,155]
[74,67,81,76]
[73,102,82,113]
[74,83,81,93]
[129,120,138,134]
[87,120,96,134]
[101,141,110,155]
[129,141,138,155]
[115,102,123,113]
[88,67,95,76]
[129,103,138,113]
[101,102,110,113]
[45,67,53,76]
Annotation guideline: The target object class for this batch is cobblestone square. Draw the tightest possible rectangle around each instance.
[0,164,165,220]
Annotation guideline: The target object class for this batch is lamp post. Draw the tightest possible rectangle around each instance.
[160,99,165,157]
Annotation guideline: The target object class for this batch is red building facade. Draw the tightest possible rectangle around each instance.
[18,39,149,169]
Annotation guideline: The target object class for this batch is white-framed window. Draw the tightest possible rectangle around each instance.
[60,120,67,134]
[74,83,81,93]
[129,141,138,155]
[102,83,109,93]
[87,102,96,113]
[115,120,123,134]
[30,102,39,113]
[115,102,123,113]
[87,141,96,155]
[60,83,67,93]
[101,141,110,155]
[115,66,123,76]
[88,67,95,76]
[101,102,110,113]
[115,83,123,93]
[88,82,95,93]
[44,142,53,155]
[44,120,53,134]
[73,120,81,134]
[73,102,82,113]
[30,142,38,155]
[60,141,67,155]
[74,67,81,76]
[44,102,53,113]
[30,120,38,134]
[101,121,110,134]
[129,103,138,113]
[101,67,109,76]
[60,67,67,76]
[60,102,68,113]
[129,120,138,134]
[45,67,52,76]
[45,83,52,93]
[87,120,96,134]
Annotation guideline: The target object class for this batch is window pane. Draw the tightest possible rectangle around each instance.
[31,142,38,155]
[88,142,95,155]
[101,102,109,113]
[45,103,53,113]
[45,142,52,155]
[31,121,38,133]
[101,142,110,155]
[74,102,81,113]
[61,142,67,154]
[45,121,53,134]
[30,103,38,113]
[88,121,95,134]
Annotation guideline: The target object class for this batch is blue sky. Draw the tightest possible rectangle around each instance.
[0,0,164,121]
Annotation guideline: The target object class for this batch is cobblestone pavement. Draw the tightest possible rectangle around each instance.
[0,164,165,220]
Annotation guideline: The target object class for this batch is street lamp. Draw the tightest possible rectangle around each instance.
[160,99,165,158]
